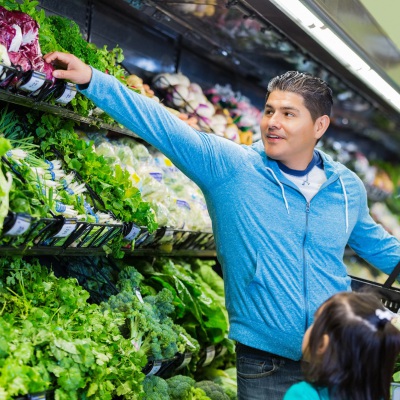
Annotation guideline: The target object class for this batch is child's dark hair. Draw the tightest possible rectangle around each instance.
[303,291,400,400]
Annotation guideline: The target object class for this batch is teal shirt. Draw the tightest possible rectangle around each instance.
[284,382,330,400]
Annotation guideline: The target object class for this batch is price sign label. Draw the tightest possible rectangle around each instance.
[20,72,46,92]
[29,392,46,400]
[124,223,141,241]
[56,83,77,104]
[393,385,400,400]
[4,214,31,236]
[145,360,162,376]
[135,287,144,304]
[202,346,216,367]
[176,353,192,371]
[53,219,77,238]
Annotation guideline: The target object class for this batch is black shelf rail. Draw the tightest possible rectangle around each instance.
[0,90,139,138]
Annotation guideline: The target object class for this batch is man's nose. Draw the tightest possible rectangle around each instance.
[268,112,281,128]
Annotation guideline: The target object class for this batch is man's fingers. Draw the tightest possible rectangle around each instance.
[52,69,73,80]
[43,51,92,84]
[44,51,72,65]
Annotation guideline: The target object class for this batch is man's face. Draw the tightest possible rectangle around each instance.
[260,90,326,170]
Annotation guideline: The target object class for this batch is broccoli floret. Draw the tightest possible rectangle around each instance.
[144,288,175,321]
[142,375,170,399]
[190,386,212,399]
[167,375,196,400]
[194,381,230,400]
[174,324,200,355]
[105,290,137,313]
[117,266,144,292]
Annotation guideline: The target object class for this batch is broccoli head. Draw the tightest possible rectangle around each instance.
[142,375,170,400]
[194,381,230,400]
[166,374,196,400]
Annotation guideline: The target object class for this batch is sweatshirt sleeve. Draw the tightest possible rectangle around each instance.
[78,68,245,189]
[347,176,400,275]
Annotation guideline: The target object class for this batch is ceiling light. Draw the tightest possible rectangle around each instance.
[269,0,400,113]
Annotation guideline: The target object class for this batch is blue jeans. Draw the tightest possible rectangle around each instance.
[236,342,303,400]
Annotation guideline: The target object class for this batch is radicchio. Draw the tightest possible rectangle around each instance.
[0,5,54,81]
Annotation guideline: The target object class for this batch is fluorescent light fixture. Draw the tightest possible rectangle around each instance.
[269,0,400,112]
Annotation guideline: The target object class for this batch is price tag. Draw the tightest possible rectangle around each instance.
[176,353,192,371]
[20,72,46,92]
[216,345,227,358]
[29,392,46,400]
[55,83,77,104]
[124,223,141,241]
[135,287,144,304]
[145,360,162,376]
[52,219,77,238]
[202,346,216,367]
[4,214,31,236]
[393,385,400,400]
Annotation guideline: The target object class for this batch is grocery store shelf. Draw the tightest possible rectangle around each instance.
[0,90,139,138]
[0,246,217,258]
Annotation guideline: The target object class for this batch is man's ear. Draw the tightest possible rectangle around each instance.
[317,334,330,355]
[315,115,330,140]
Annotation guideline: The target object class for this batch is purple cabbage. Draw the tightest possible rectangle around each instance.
[0,5,54,81]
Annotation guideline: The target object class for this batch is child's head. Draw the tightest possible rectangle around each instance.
[302,291,400,400]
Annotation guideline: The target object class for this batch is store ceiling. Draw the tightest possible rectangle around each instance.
[359,0,400,50]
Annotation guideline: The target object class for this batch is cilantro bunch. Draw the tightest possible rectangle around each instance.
[0,257,147,399]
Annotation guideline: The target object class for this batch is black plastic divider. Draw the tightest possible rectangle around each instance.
[351,276,400,313]
[14,390,54,400]
[1,212,215,255]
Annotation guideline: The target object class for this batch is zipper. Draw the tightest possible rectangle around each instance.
[303,201,310,331]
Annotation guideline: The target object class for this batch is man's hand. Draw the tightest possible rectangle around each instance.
[43,52,92,85]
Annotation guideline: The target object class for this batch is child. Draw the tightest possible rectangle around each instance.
[284,292,400,400]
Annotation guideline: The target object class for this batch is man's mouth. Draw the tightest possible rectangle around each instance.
[266,134,283,139]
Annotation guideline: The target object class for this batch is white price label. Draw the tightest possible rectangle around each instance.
[176,353,192,371]
[216,346,227,358]
[56,85,77,104]
[393,385,400,400]
[53,220,77,238]
[202,346,216,367]
[30,393,46,400]
[135,288,144,304]
[20,74,46,92]
[124,224,141,241]
[146,360,162,376]
[4,214,31,236]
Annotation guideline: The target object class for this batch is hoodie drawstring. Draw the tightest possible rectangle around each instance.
[339,176,349,233]
[266,167,290,214]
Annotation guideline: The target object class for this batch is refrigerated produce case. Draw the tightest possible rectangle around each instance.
[1,0,400,398]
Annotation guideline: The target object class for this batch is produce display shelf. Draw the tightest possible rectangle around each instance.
[0,246,217,258]
[0,90,138,138]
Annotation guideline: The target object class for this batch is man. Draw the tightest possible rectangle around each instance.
[44,51,400,399]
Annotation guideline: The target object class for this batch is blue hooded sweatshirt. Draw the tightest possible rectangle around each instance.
[79,69,400,360]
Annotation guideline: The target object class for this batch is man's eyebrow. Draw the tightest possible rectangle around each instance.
[265,104,300,113]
